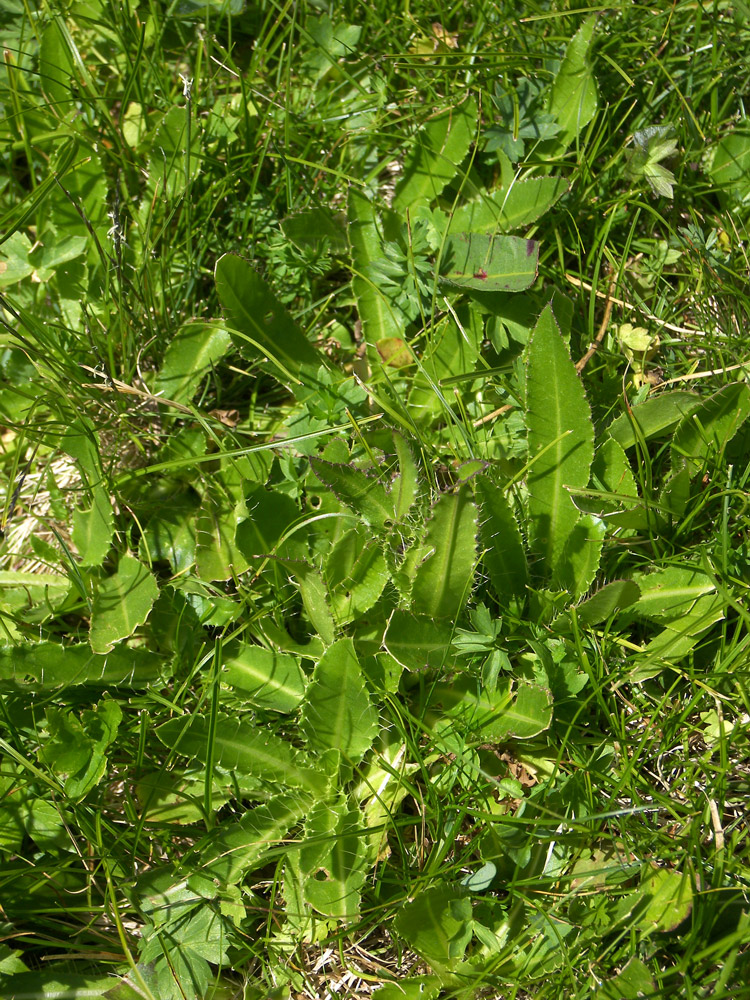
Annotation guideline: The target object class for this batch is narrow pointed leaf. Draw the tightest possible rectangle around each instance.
[546,15,598,152]
[215,253,322,378]
[671,381,750,474]
[391,432,420,520]
[575,579,641,626]
[526,304,594,578]
[348,188,406,342]
[411,486,478,619]
[608,391,700,449]
[556,513,605,596]
[276,558,335,645]
[394,98,477,211]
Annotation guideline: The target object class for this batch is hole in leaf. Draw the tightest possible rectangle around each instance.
[263,311,274,325]
[314,868,329,882]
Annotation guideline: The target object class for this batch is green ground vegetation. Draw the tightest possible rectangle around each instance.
[1,1,750,997]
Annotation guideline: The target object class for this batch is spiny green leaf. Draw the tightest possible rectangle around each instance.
[199,792,312,884]
[223,644,306,713]
[156,714,324,792]
[310,458,394,530]
[302,638,378,762]
[476,476,528,602]
[89,555,159,654]
[411,486,478,620]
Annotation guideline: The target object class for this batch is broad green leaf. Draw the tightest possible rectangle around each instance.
[476,476,528,602]
[391,432,420,520]
[139,481,199,573]
[71,490,115,569]
[199,791,312,883]
[441,233,539,292]
[411,487,478,619]
[636,867,694,935]
[639,593,725,664]
[355,732,417,864]
[348,188,407,343]
[148,105,201,199]
[0,232,34,287]
[62,418,114,567]
[408,310,482,421]
[447,176,569,234]
[136,769,235,825]
[48,141,108,240]
[310,458,393,530]
[223,644,305,713]
[631,565,716,622]
[546,15,598,152]
[374,978,442,1000]
[0,642,164,688]
[39,19,77,109]
[195,489,249,582]
[276,558,335,645]
[325,528,390,624]
[300,795,366,919]
[156,714,323,792]
[89,555,159,654]
[431,677,553,740]
[527,304,594,579]
[215,253,322,378]
[384,612,455,671]
[709,129,750,206]
[608,391,700,449]
[671,381,750,474]
[281,207,348,252]
[0,571,68,612]
[235,484,300,559]
[659,467,691,518]
[596,957,655,1000]
[394,883,473,971]
[30,234,88,281]
[154,321,232,404]
[0,971,141,999]
[556,513,605,596]
[579,436,639,519]
[302,638,378,762]
[393,97,477,211]
[39,698,122,802]
[575,580,641,626]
